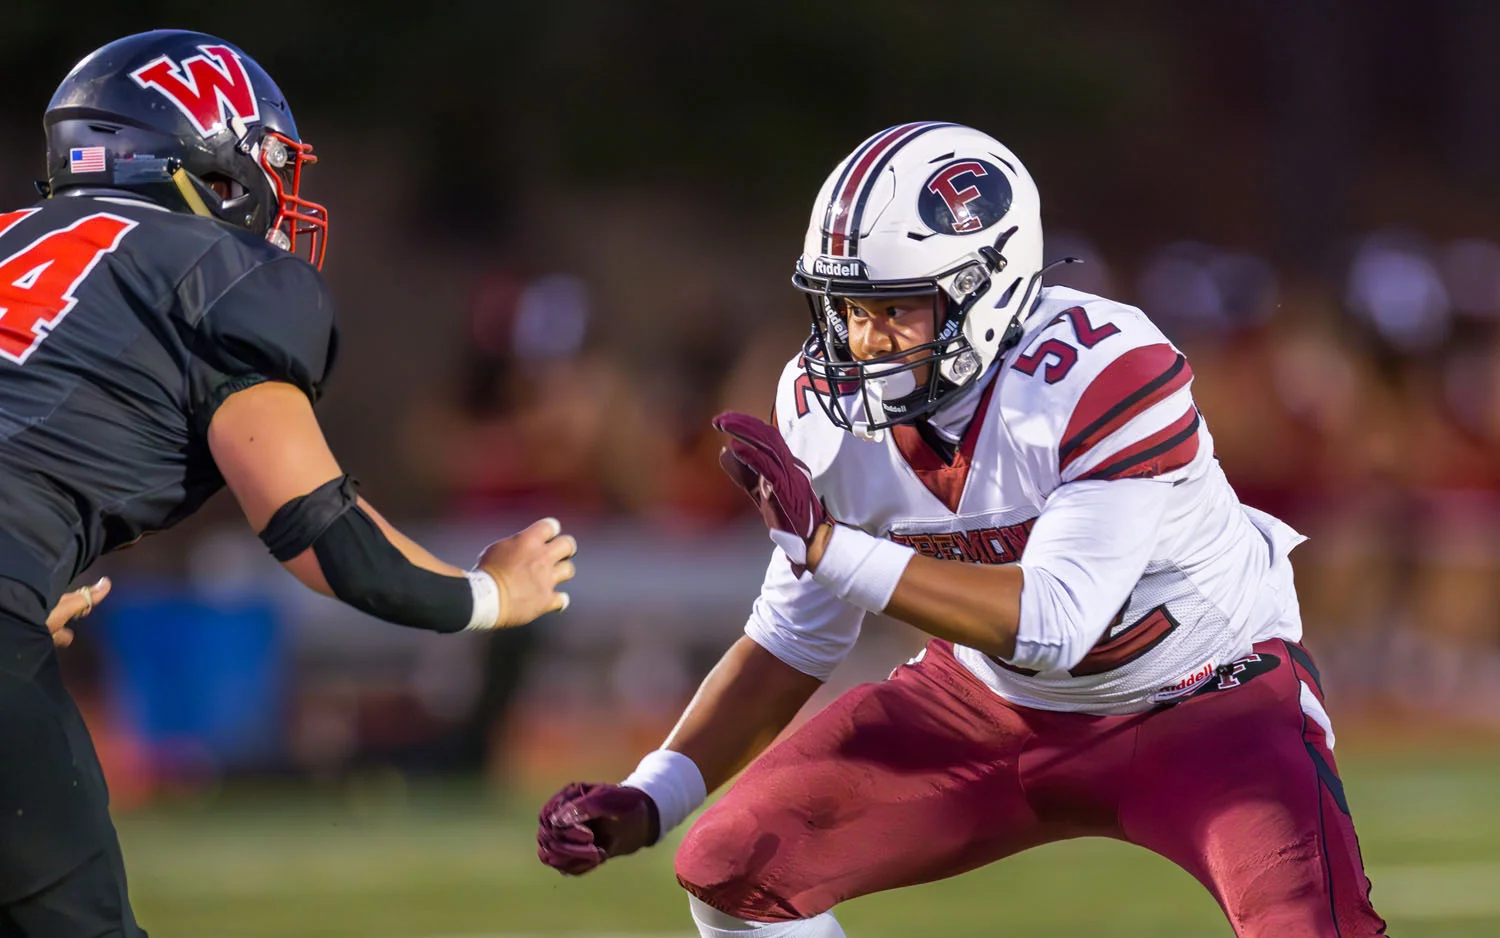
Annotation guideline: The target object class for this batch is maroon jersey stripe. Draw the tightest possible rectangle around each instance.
[1078,407,1201,482]
[1059,344,1191,472]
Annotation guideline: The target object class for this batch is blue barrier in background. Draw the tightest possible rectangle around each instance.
[95,585,285,772]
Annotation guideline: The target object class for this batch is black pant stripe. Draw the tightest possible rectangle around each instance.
[1287,642,1325,696]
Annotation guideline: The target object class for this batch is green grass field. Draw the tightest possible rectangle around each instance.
[117,750,1500,937]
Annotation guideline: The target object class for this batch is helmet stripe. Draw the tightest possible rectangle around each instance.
[824,121,941,257]
[844,122,956,258]
[821,124,909,255]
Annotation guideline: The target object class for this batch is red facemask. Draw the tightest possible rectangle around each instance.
[259,130,328,269]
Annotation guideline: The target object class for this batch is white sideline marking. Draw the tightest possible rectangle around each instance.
[1370,862,1500,919]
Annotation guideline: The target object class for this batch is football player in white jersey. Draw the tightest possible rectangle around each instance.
[538,122,1387,938]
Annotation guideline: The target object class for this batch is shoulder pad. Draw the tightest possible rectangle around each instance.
[185,249,337,435]
[998,289,1209,487]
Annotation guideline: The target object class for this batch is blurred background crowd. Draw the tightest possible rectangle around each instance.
[2,0,1498,800]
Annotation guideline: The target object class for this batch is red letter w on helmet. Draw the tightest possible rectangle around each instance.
[129,45,260,138]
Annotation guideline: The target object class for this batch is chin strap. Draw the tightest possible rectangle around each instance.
[999,255,1083,355]
[996,318,1026,356]
[169,163,214,217]
[1041,255,1083,276]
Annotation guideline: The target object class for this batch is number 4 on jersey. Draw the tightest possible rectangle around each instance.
[0,209,138,365]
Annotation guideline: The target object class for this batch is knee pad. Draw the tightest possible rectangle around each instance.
[675,807,766,918]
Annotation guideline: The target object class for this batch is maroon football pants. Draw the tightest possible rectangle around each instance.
[676,639,1387,937]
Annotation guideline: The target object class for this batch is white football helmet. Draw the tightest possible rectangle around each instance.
[792,122,1045,430]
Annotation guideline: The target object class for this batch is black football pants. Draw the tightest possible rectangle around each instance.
[0,578,145,938]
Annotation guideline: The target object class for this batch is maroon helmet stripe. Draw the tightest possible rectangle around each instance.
[820,128,903,256]
[825,122,936,257]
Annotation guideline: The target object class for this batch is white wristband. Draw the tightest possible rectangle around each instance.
[621,749,707,839]
[463,570,502,631]
[811,524,915,613]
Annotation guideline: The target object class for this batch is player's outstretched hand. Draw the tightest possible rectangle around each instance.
[712,411,828,572]
[46,577,111,648]
[475,518,576,628]
[537,782,659,876]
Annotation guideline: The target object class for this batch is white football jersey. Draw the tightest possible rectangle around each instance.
[744,286,1307,715]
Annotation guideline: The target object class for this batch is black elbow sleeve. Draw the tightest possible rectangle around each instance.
[312,507,472,632]
[259,475,359,562]
[259,475,472,632]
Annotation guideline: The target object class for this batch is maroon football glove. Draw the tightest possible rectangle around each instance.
[712,411,828,573]
[536,782,660,876]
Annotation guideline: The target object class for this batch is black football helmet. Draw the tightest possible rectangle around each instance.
[42,29,327,267]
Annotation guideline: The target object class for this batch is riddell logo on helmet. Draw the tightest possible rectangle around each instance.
[129,45,260,138]
[811,256,870,279]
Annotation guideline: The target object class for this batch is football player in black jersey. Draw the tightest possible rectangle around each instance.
[0,30,576,936]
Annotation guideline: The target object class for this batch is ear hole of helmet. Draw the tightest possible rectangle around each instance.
[199,173,245,202]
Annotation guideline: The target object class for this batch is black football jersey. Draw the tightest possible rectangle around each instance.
[0,194,337,611]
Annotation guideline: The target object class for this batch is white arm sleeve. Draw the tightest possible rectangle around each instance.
[744,546,865,681]
[1012,478,1174,672]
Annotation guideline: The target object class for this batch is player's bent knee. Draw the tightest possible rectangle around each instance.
[674,807,761,917]
[675,802,808,922]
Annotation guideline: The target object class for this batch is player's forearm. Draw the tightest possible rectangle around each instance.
[660,635,823,794]
[806,522,1022,659]
[254,476,495,632]
[356,497,464,577]
[282,497,461,597]
[884,555,1023,659]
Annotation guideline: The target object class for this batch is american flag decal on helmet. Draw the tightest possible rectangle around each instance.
[68,147,107,174]
[820,121,954,258]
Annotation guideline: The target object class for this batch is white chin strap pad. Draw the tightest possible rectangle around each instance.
[866,361,918,412]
